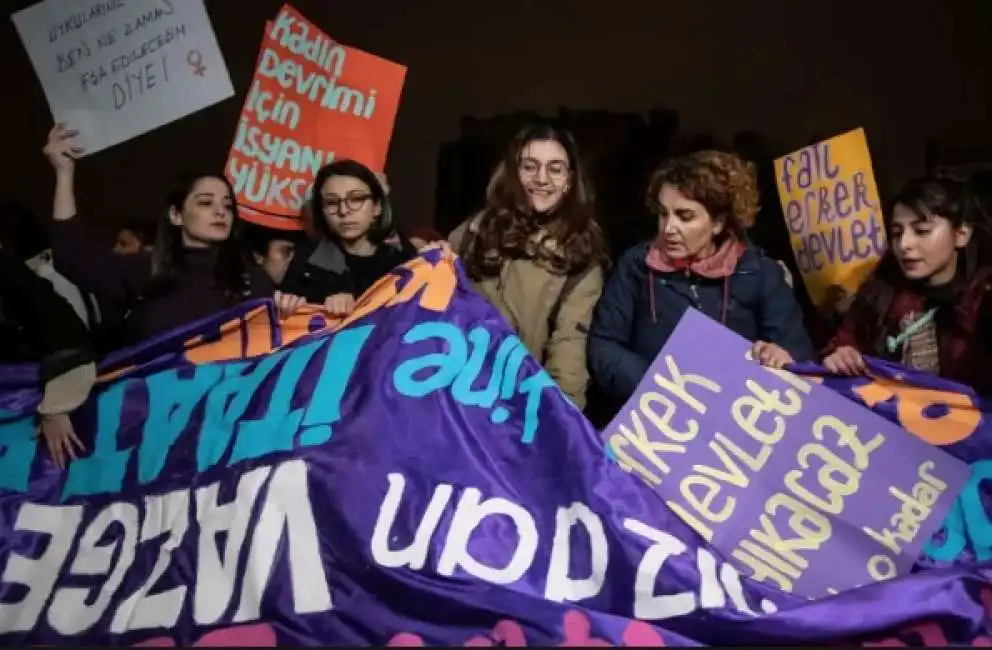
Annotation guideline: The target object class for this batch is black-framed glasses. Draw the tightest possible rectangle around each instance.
[519,158,570,181]
[323,194,372,215]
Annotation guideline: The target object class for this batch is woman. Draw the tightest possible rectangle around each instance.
[43,124,275,343]
[448,124,609,410]
[277,159,415,317]
[588,150,815,402]
[823,176,992,395]
[0,245,94,468]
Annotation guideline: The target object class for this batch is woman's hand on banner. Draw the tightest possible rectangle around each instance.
[415,239,453,257]
[751,340,794,369]
[43,123,84,174]
[273,290,306,318]
[37,413,85,470]
[823,345,867,376]
[324,293,355,317]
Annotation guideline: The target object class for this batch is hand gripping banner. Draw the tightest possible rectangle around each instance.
[0,250,990,646]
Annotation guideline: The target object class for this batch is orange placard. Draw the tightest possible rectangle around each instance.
[226,5,407,230]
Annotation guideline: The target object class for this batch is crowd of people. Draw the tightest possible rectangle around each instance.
[2,121,992,466]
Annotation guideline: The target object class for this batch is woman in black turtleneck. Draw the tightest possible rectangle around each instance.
[277,159,415,316]
[43,124,275,345]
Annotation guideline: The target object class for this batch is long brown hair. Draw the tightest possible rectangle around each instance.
[462,123,609,278]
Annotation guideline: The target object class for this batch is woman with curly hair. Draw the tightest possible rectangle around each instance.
[449,124,610,409]
[588,150,815,402]
[823,176,992,396]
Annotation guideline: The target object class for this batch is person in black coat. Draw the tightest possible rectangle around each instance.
[0,246,94,468]
[275,160,415,317]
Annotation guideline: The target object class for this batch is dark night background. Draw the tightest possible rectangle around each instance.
[3,0,991,253]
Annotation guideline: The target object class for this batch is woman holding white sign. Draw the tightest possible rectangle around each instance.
[588,150,816,402]
[42,124,278,344]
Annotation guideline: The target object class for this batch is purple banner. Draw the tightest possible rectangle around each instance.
[603,308,967,599]
[0,252,990,646]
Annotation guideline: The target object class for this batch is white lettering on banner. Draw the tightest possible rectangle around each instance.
[0,504,83,633]
[437,488,541,586]
[370,471,780,621]
[0,460,329,636]
[112,489,190,633]
[370,473,454,570]
[0,465,782,637]
[11,0,235,155]
[194,466,270,626]
[235,460,331,621]
[545,502,609,604]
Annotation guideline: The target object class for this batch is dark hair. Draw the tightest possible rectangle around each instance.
[0,197,49,260]
[309,159,393,245]
[144,173,251,302]
[463,123,609,278]
[646,150,760,242]
[849,175,992,331]
[242,222,307,257]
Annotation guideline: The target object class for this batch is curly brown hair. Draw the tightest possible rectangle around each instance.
[462,124,610,278]
[646,150,760,240]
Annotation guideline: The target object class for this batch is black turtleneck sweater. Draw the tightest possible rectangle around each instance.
[50,216,274,344]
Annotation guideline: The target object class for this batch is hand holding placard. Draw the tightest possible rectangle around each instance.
[601,308,968,599]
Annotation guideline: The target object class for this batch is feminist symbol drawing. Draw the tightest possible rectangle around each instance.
[187,49,206,76]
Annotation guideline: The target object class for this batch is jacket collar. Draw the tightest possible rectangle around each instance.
[307,239,348,274]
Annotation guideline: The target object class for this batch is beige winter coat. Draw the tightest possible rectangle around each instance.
[449,216,603,409]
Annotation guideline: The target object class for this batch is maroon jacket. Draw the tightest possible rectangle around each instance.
[828,266,992,395]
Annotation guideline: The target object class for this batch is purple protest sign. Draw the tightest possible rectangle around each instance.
[602,308,969,599]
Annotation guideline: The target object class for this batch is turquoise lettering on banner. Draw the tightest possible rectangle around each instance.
[925,499,967,562]
[0,412,38,492]
[139,365,223,485]
[961,461,992,561]
[925,460,992,562]
[392,322,556,444]
[53,323,376,500]
[393,322,467,397]
[196,350,290,472]
[62,379,133,500]
[229,338,325,464]
[298,324,375,447]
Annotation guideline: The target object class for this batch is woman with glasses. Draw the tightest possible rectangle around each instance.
[276,159,415,317]
[448,123,610,410]
[588,150,816,404]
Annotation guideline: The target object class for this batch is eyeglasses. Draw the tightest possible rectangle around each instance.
[519,158,570,181]
[322,194,372,215]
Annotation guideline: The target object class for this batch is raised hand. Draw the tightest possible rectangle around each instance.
[43,123,84,174]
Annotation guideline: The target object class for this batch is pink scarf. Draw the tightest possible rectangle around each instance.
[646,237,745,278]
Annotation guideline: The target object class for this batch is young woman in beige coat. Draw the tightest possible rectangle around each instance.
[449,124,609,409]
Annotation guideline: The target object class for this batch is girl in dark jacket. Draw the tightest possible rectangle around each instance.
[588,150,815,402]
[824,176,992,396]
[276,160,415,317]
[43,124,276,345]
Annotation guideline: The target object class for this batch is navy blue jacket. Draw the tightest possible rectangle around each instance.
[588,241,815,401]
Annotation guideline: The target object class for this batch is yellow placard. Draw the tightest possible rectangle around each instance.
[773,128,886,308]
